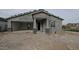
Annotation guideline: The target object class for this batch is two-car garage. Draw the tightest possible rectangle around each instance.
[11,21,33,31]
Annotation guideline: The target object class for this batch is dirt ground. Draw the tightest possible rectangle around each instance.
[0,31,79,50]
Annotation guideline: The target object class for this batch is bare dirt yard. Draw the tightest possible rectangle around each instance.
[0,31,79,50]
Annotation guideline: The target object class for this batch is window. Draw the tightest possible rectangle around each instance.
[51,21,55,27]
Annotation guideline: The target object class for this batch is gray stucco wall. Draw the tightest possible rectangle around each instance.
[8,14,33,29]
[33,13,48,19]
[49,16,62,33]
[0,21,7,31]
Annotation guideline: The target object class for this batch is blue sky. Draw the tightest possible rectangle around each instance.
[0,9,79,25]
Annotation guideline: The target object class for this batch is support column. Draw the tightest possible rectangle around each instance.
[8,20,12,32]
[45,16,50,33]
[33,17,37,34]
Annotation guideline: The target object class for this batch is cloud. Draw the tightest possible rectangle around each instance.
[0,9,79,24]
[46,9,79,24]
[0,9,33,18]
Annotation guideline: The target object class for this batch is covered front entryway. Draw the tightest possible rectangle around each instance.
[32,12,50,33]
[36,18,46,32]
[11,21,33,31]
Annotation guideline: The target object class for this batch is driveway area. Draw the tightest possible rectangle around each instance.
[0,31,79,50]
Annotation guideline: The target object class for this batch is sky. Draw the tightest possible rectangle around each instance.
[0,9,79,25]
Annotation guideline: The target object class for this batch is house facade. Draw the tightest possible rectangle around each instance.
[0,17,7,32]
[7,9,63,33]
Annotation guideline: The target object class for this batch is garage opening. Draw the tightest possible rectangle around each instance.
[11,22,33,31]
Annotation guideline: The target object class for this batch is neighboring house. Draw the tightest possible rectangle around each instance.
[0,17,7,32]
[66,23,79,29]
[7,9,64,33]
[67,23,79,27]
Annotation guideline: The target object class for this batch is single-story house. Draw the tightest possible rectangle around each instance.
[7,9,64,33]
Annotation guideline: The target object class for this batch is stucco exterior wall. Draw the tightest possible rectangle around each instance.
[0,21,7,31]
[49,16,62,33]
[33,13,48,19]
[55,18,62,32]
[8,14,33,29]
[11,14,33,22]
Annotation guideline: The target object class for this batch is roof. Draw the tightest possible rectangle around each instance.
[0,17,7,22]
[6,9,64,20]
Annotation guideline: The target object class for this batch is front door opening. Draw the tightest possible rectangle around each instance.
[38,22,40,31]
